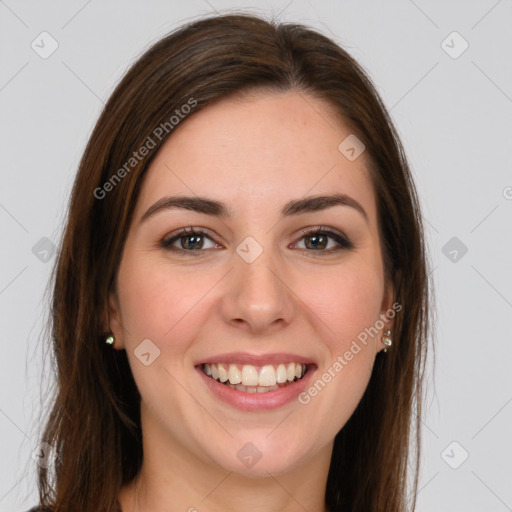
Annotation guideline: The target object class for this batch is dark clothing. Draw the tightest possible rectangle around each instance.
[25,503,122,512]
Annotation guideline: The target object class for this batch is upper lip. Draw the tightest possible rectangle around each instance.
[195,352,317,367]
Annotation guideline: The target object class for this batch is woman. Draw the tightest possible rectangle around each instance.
[29,12,431,512]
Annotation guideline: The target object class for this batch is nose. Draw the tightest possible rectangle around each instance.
[219,243,296,335]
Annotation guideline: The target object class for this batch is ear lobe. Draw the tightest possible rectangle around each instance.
[376,280,397,354]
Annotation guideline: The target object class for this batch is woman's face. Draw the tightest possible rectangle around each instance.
[109,90,394,478]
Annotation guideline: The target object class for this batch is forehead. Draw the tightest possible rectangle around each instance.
[135,90,376,222]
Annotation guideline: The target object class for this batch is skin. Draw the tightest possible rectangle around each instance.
[109,90,394,512]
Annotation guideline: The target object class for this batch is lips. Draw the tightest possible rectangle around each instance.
[194,352,318,411]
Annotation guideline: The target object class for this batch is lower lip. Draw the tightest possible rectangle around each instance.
[196,365,317,411]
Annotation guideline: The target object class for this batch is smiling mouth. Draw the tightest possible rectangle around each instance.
[199,362,311,393]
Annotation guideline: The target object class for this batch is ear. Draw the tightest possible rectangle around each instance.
[376,279,396,354]
[107,289,125,350]
[380,281,395,328]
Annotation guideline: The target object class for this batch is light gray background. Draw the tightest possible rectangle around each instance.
[1,1,511,511]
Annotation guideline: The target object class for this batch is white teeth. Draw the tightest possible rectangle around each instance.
[259,365,276,386]
[202,362,308,389]
[241,365,259,386]
[228,364,242,384]
[286,363,295,381]
[276,364,288,383]
[217,364,229,382]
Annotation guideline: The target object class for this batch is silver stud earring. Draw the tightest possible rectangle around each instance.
[381,329,392,352]
[105,335,115,347]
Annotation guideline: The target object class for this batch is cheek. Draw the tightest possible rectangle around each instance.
[302,260,384,348]
[294,262,384,432]
[117,256,217,353]
[338,275,382,338]
[301,260,382,392]
[115,258,209,402]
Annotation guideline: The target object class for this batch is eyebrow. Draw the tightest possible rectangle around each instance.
[139,193,369,224]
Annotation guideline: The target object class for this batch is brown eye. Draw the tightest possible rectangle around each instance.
[161,228,218,253]
[293,227,353,253]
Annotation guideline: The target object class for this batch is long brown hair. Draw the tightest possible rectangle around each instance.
[36,13,432,512]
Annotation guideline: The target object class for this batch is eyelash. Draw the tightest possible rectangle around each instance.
[160,226,354,256]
